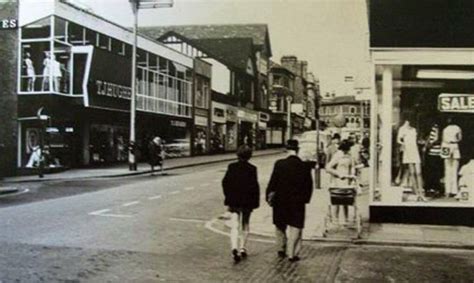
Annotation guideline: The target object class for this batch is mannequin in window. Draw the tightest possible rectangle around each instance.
[51,55,62,92]
[423,123,443,197]
[397,117,425,201]
[441,117,462,198]
[24,52,36,92]
[41,51,51,91]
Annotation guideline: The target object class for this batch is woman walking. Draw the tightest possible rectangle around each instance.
[326,140,358,224]
[148,136,164,175]
[222,145,260,263]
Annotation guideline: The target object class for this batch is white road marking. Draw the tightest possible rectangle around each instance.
[169,217,207,223]
[169,191,180,195]
[123,201,140,207]
[183,187,195,191]
[148,195,162,200]
[92,213,133,218]
[89,209,133,218]
[213,179,220,183]
[89,209,111,215]
[200,183,210,187]
[204,218,275,244]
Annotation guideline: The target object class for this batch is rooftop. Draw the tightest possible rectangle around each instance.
[139,24,272,55]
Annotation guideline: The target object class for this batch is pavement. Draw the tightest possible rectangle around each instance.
[1,148,285,183]
[0,153,472,281]
[221,168,474,250]
[3,149,474,251]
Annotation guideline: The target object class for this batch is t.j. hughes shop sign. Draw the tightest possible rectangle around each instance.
[87,48,132,111]
[438,93,474,113]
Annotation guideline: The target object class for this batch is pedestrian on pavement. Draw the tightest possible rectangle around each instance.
[325,133,341,166]
[148,136,164,175]
[326,139,358,224]
[222,145,260,263]
[266,139,313,262]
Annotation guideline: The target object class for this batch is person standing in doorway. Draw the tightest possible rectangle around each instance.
[222,145,260,263]
[266,139,313,262]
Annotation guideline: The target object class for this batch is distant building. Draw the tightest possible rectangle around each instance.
[319,95,370,139]
[141,24,272,150]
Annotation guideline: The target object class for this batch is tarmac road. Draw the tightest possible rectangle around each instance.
[0,154,472,282]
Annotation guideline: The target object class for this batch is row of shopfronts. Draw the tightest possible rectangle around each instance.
[0,0,290,176]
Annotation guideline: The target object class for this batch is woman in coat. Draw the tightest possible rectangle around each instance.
[148,136,164,175]
[222,145,260,263]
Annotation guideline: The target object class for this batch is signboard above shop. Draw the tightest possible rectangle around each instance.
[438,93,474,113]
[0,19,17,29]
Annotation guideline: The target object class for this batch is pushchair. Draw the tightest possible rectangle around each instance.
[322,175,363,239]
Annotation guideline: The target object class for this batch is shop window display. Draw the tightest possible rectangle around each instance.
[374,65,474,205]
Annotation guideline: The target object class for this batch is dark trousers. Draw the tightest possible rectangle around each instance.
[423,155,443,195]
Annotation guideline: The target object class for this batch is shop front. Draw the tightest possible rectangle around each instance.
[193,108,210,155]
[211,102,226,153]
[266,113,286,146]
[226,106,238,151]
[370,62,474,226]
[237,109,258,148]
[368,0,474,226]
[257,112,270,149]
[16,3,193,170]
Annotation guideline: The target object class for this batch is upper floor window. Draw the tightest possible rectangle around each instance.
[22,17,51,39]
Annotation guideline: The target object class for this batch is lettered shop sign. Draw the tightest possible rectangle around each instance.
[438,93,474,113]
[0,19,17,29]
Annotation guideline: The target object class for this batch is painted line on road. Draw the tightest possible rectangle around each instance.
[169,217,207,223]
[148,195,162,200]
[183,187,195,191]
[89,209,111,215]
[89,209,133,218]
[204,218,275,244]
[123,201,140,207]
[213,179,220,183]
[92,213,133,218]
[169,190,181,195]
[199,183,210,187]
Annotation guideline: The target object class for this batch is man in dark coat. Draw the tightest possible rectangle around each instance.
[222,145,260,263]
[266,139,313,262]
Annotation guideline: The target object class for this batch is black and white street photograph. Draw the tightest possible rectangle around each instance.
[0,0,473,281]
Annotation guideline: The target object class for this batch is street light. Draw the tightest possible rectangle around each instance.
[286,95,293,141]
[128,0,173,171]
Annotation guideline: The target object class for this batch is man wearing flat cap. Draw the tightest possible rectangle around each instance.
[266,139,313,262]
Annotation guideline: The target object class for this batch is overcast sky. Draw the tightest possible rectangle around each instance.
[80,0,371,95]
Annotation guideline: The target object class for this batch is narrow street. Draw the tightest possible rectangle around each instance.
[0,154,473,282]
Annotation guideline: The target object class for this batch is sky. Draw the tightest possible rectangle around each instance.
[79,0,372,95]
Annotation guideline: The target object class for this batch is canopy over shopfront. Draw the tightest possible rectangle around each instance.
[369,0,474,226]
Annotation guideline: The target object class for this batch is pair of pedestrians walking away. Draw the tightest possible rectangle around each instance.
[222,140,313,263]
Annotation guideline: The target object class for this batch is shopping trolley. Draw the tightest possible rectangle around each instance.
[322,175,363,239]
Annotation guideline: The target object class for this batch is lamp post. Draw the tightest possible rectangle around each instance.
[286,95,293,141]
[128,0,173,171]
[314,93,321,189]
